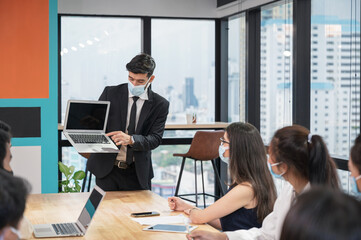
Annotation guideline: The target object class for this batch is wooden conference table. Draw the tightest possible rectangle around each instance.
[25,190,218,240]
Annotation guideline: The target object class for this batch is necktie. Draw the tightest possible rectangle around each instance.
[126,96,139,165]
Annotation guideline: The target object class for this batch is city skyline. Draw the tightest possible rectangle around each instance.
[61,3,360,197]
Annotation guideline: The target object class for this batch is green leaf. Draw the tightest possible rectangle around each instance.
[59,180,67,185]
[69,166,75,175]
[58,162,86,193]
[73,171,86,180]
[58,162,69,175]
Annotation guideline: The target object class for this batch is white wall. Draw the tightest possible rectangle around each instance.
[58,0,277,18]
[58,0,218,18]
[11,146,42,194]
[216,0,276,18]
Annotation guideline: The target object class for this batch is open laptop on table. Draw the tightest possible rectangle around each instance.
[33,185,106,238]
[63,100,119,153]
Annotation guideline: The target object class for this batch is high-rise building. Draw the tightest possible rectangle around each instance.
[259,6,360,191]
[310,16,360,158]
[183,77,199,110]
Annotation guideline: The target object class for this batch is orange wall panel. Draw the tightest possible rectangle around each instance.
[0,0,49,98]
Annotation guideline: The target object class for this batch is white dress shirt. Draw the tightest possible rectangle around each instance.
[116,88,148,161]
[226,181,311,240]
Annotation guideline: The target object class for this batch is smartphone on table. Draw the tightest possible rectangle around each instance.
[130,211,160,217]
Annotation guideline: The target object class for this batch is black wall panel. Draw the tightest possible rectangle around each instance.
[0,107,41,137]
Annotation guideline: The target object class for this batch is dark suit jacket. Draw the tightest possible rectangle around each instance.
[87,83,169,189]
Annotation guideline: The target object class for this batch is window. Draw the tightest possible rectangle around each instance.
[260,1,293,144]
[310,0,360,159]
[61,16,142,122]
[151,19,215,199]
[228,13,246,122]
[151,19,215,124]
[151,145,215,202]
[60,16,142,175]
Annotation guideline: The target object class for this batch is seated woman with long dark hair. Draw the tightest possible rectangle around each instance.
[168,122,277,231]
[188,125,340,240]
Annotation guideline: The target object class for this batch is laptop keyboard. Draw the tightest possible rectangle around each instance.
[69,134,110,144]
[52,223,81,235]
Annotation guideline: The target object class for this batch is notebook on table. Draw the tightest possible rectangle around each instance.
[33,185,106,238]
[63,100,119,153]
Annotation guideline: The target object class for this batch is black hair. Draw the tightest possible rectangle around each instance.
[350,134,361,173]
[0,121,11,133]
[0,129,10,169]
[227,122,277,222]
[280,187,361,240]
[126,53,156,77]
[270,125,339,189]
[0,170,31,229]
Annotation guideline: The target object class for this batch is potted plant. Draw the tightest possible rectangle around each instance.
[58,162,86,193]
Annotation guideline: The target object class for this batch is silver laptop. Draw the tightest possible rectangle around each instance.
[63,100,119,153]
[33,185,106,238]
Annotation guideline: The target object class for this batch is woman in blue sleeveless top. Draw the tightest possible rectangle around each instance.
[168,122,276,231]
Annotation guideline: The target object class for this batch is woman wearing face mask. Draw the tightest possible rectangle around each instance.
[349,134,361,198]
[187,125,340,240]
[168,122,276,231]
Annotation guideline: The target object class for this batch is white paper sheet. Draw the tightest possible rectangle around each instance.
[131,214,189,225]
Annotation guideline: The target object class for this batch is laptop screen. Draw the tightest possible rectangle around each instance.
[66,102,108,130]
[78,187,104,229]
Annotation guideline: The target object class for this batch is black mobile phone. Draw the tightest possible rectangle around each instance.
[130,211,160,217]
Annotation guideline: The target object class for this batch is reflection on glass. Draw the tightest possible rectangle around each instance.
[151,19,215,124]
[61,16,141,122]
[228,13,246,122]
[310,0,360,158]
[260,1,293,144]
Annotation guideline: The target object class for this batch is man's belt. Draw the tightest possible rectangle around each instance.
[114,160,132,169]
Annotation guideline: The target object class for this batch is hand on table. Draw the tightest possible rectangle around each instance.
[168,197,193,211]
[186,230,227,240]
[107,131,133,146]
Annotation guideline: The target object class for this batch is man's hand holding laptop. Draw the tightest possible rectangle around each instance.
[107,131,134,146]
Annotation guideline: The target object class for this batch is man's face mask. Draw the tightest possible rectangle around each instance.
[128,77,151,96]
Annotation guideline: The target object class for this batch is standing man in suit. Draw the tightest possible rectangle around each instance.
[87,53,169,191]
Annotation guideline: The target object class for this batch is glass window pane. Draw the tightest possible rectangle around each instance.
[61,147,90,191]
[311,0,360,158]
[260,1,293,144]
[228,13,246,122]
[152,145,215,204]
[61,16,141,122]
[151,19,215,124]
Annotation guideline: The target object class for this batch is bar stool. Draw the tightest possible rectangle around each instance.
[82,165,93,192]
[79,153,93,192]
[173,130,225,208]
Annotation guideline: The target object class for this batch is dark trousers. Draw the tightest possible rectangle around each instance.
[95,164,150,191]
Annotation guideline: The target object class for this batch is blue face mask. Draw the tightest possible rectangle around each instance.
[268,162,285,179]
[350,175,361,196]
[218,145,229,164]
[128,78,151,96]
